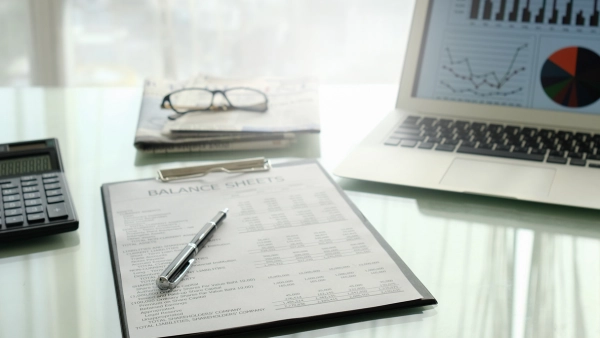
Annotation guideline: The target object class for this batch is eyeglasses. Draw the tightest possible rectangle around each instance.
[161,87,268,120]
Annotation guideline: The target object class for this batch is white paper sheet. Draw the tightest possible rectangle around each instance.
[106,162,421,338]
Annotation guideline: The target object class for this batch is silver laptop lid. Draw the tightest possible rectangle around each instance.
[396,0,600,131]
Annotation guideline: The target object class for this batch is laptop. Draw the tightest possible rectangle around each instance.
[335,0,600,210]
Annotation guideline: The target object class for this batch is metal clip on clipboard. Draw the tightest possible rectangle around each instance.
[157,157,271,182]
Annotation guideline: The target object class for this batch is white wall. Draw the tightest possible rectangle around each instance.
[0,0,416,86]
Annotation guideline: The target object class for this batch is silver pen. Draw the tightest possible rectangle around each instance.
[156,208,228,290]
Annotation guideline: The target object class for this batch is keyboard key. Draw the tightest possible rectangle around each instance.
[478,143,494,150]
[547,156,568,164]
[443,139,459,146]
[588,154,600,160]
[42,173,59,179]
[46,189,62,197]
[549,150,565,157]
[495,144,511,151]
[513,146,529,153]
[505,126,521,134]
[44,183,61,190]
[21,181,38,187]
[47,196,65,204]
[3,195,20,202]
[384,138,401,146]
[403,116,420,124]
[394,135,425,142]
[394,128,420,135]
[540,129,555,138]
[570,159,586,166]
[530,148,546,155]
[471,122,487,131]
[435,144,456,152]
[590,163,600,169]
[20,176,37,182]
[23,192,41,200]
[1,184,17,189]
[4,201,22,209]
[557,130,574,139]
[25,199,42,207]
[575,132,591,141]
[418,142,435,149]
[426,137,442,143]
[27,213,45,223]
[455,120,469,128]
[568,152,583,159]
[401,140,418,148]
[47,203,68,220]
[399,123,420,130]
[6,215,24,227]
[2,188,19,196]
[522,127,539,136]
[43,178,59,184]
[5,208,23,217]
[26,205,44,214]
[461,141,476,148]
[457,146,545,162]
[420,117,436,126]
[22,186,39,193]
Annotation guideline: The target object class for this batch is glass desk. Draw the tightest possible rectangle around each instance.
[0,87,599,338]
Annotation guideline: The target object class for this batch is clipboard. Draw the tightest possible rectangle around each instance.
[101,159,437,338]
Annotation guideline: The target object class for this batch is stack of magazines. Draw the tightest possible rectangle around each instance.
[134,74,320,153]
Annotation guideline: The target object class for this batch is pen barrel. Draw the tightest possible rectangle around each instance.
[190,222,219,248]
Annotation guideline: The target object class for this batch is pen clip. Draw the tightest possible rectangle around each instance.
[157,258,195,291]
[169,258,195,289]
[157,157,271,182]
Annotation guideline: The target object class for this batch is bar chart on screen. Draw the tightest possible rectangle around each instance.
[453,0,600,28]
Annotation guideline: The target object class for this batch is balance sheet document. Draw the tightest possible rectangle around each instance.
[103,162,423,338]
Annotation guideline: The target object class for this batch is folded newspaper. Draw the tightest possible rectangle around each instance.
[134,74,320,153]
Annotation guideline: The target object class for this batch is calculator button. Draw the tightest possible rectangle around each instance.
[22,181,38,187]
[3,195,21,202]
[26,205,44,214]
[6,216,24,227]
[25,199,42,207]
[23,192,41,200]
[47,196,64,204]
[2,188,20,196]
[5,208,23,217]
[1,184,17,189]
[43,178,59,184]
[27,213,45,223]
[44,183,60,190]
[22,186,39,193]
[42,173,59,179]
[4,201,22,209]
[46,189,62,197]
[47,203,68,220]
[21,176,37,182]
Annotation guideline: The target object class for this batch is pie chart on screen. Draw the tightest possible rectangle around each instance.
[540,46,600,108]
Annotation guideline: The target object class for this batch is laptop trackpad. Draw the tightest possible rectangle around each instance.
[440,158,555,198]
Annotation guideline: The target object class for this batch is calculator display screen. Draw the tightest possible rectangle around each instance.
[0,155,52,176]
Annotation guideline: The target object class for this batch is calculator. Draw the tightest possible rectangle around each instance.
[0,139,78,242]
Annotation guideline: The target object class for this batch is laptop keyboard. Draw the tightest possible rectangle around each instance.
[384,115,600,168]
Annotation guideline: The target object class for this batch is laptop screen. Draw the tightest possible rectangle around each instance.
[412,0,600,115]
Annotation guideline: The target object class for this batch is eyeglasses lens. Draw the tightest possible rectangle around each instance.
[169,89,213,112]
[225,88,267,111]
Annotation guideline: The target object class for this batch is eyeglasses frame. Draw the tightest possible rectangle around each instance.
[161,87,269,117]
